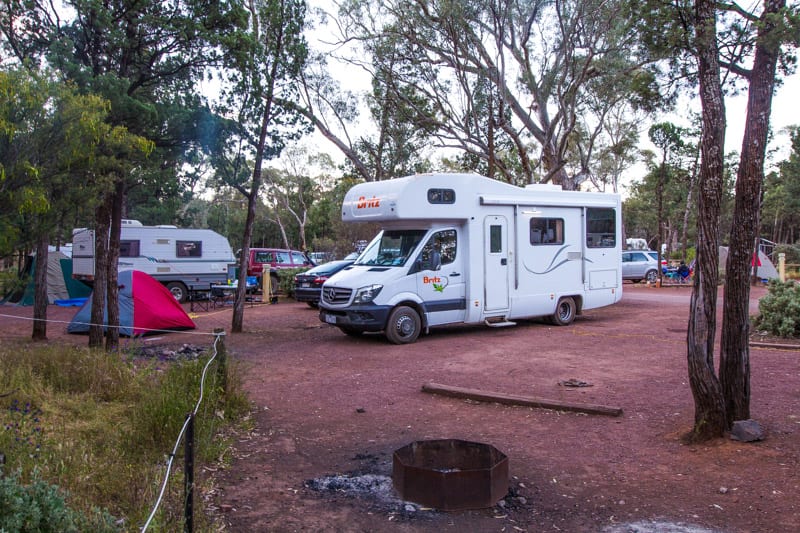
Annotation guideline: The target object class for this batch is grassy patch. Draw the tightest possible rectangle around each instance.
[0,339,250,531]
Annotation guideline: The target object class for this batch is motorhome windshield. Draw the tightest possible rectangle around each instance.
[355,230,427,267]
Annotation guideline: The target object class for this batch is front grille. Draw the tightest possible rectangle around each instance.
[322,286,352,305]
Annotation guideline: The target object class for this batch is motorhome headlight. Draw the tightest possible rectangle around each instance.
[354,284,382,304]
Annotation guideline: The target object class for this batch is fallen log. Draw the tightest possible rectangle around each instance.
[421,382,623,417]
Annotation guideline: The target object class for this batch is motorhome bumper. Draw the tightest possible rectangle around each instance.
[319,305,391,331]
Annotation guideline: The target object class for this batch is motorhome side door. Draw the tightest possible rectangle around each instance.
[484,215,510,311]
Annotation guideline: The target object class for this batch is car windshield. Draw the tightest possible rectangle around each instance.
[355,230,427,267]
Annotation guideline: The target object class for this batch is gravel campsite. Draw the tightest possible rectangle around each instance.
[1,283,798,533]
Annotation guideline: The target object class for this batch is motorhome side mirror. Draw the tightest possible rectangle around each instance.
[409,259,423,275]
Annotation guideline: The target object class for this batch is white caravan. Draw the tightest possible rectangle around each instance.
[318,173,622,344]
[72,220,235,302]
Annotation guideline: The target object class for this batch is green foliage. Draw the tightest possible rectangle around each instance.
[754,280,800,338]
[276,267,308,297]
[0,470,119,533]
[762,127,800,244]
[0,268,26,300]
[0,341,250,529]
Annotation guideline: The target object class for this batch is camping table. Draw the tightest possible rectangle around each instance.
[210,282,259,308]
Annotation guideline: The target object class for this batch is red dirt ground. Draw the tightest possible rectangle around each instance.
[1,283,797,532]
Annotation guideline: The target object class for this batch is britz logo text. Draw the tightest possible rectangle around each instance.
[356,195,381,208]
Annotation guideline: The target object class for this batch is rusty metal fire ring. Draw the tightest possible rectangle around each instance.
[392,439,508,511]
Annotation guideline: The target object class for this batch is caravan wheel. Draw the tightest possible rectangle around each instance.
[551,297,576,326]
[166,282,188,303]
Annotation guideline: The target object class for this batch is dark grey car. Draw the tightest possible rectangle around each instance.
[294,260,354,307]
[621,251,659,283]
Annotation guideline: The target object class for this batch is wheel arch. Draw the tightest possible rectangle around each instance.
[390,299,428,330]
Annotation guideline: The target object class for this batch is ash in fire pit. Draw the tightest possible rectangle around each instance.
[393,439,508,511]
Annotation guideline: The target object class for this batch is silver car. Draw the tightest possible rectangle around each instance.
[621,250,659,283]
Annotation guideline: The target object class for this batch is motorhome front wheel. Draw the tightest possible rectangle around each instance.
[386,306,421,344]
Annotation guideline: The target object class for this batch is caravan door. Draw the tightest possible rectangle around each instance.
[484,215,509,311]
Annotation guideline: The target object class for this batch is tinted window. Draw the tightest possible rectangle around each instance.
[490,225,502,253]
[530,218,564,245]
[586,208,616,248]
[427,188,455,204]
[176,240,202,257]
[120,240,140,258]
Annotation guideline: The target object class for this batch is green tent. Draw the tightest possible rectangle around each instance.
[3,251,91,306]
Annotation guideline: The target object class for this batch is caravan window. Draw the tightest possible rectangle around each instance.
[530,218,564,245]
[120,240,140,258]
[586,208,616,248]
[177,240,202,257]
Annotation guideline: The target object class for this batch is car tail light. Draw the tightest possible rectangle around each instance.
[313,276,329,286]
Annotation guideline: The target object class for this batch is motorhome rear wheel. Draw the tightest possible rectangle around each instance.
[551,297,576,326]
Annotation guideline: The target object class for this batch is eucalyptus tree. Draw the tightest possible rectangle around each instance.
[719,0,796,426]
[216,0,309,333]
[296,31,437,182]
[640,0,799,440]
[320,0,658,189]
[649,122,686,280]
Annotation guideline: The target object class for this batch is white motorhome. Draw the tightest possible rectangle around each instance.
[72,220,235,302]
[318,173,622,344]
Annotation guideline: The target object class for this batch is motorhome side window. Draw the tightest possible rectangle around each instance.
[530,218,564,245]
[176,240,202,257]
[419,230,457,270]
[120,240,140,258]
[427,188,455,204]
[586,208,616,248]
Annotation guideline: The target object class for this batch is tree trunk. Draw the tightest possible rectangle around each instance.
[657,159,666,284]
[720,0,783,425]
[105,182,125,351]
[686,0,727,441]
[233,108,270,334]
[31,235,49,341]
[90,196,112,348]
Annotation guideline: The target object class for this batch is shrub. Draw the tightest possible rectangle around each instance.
[754,280,800,338]
[0,268,25,299]
[276,267,308,297]
[0,469,119,533]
